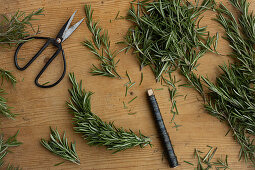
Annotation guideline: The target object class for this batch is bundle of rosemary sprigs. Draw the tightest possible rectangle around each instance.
[123,0,218,81]
[123,0,255,166]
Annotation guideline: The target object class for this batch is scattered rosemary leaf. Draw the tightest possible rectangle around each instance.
[123,101,127,109]
[115,11,120,20]
[183,160,194,166]
[128,96,137,104]
[154,88,163,91]
[54,161,65,166]
[128,112,137,115]
[172,122,182,130]
[42,82,50,86]
[126,71,132,83]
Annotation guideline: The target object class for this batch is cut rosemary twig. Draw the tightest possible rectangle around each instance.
[67,73,151,153]
[0,69,16,85]
[0,8,44,46]
[83,5,121,78]
[40,127,80,165]
[0,131,22,169]
[0,69,17,119]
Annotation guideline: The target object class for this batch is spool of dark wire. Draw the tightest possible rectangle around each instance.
[147,89,178,168]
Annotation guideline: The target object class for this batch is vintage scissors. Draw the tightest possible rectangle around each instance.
[14,11,84,88]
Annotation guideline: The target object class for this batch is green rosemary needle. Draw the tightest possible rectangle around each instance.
[40,127,80,165]
[83,5,121,78]
[0,8,44,46]
[67,73,151,153]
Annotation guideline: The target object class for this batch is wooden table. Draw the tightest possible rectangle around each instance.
[0,0,254,169]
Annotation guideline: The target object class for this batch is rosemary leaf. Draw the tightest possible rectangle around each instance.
[128,96,137,104]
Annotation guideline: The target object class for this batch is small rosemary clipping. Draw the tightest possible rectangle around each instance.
[67,73,151,153]
[40,127,80,165]
[83,5,121,78]
[0,131,22,169]
[0,8,44,46]
[0,69,16,119]
[184,146,230,170]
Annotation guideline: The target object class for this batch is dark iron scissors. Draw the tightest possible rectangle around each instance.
[14,11,84,88]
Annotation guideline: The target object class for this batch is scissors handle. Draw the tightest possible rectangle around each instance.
[14,37,66,88]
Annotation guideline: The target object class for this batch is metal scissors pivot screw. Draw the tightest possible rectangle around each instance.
[14,11,84,88]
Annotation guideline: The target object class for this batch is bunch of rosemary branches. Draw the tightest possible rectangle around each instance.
[122,0,255,166]
[0,8,44,46]
[67,73,151,153]
[123,0,218,81]
[200,0,255,165]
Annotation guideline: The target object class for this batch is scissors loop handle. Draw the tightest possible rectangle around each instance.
[14,37,66,88]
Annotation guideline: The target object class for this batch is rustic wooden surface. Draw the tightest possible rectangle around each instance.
[0,0,254,169]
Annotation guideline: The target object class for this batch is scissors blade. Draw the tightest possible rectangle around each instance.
[62,17,84,42]
[64,10,77,34]
[56,11,77,41]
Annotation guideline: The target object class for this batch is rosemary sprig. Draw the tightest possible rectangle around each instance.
[0,69,16,85]
[0,131,22,169]
[40,127,80,165]
[67,73,151,153]
[0,68,17,119]
[83,5,121,78]
[0,8,44,46]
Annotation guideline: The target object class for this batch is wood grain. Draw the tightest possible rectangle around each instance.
[0,0,254,169]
